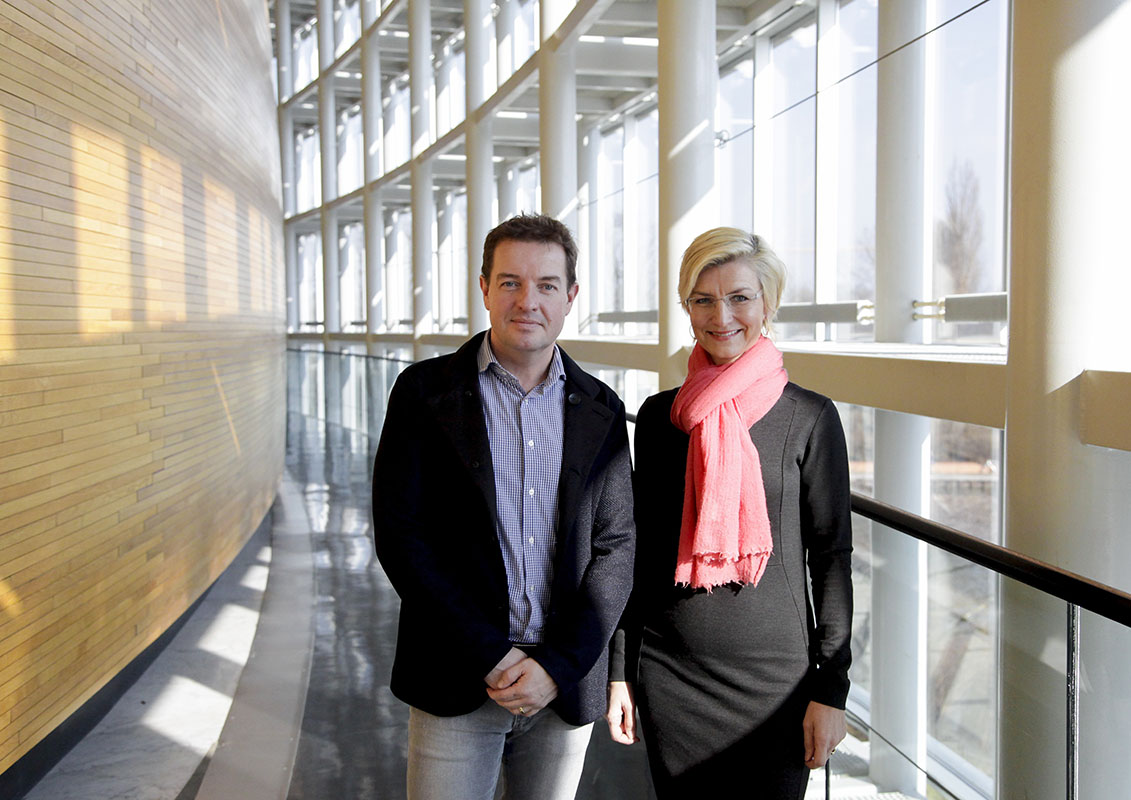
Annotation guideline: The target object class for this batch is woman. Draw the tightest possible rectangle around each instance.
[607,228,853,798]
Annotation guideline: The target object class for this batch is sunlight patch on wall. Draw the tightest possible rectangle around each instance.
[203,176,238,320]
[0,112,12,356]
[140,144,187,323]
[70,122,130,337]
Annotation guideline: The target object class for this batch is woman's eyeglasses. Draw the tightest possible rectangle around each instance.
[685,290,763,313]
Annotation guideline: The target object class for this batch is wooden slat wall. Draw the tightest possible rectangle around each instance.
[0,0,284,772]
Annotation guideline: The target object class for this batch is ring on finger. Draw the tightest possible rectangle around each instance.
[518,706,526,715]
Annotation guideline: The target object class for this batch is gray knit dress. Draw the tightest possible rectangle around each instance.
[613,383,853,799]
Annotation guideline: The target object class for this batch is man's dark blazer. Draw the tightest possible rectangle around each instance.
[372,331,636,726]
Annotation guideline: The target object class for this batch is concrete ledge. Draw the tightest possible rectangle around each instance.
[195,473,315,800]
[1081,370,1131,452]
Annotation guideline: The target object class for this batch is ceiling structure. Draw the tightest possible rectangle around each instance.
[268,0,814,211]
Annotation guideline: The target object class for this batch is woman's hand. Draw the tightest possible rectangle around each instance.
[605,681,638,745]
[803,700,846,769]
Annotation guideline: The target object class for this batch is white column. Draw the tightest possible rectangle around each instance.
[869,2,929,794]
[621,114,641,319]
[285,224,299,332]
[814,0,839,341]
[465,0,491,128]
[539,0,570,41]
[317,0,335,72]
[576,125,600,335]
[497,164,517,223]
[875,1,927,347]
[360,0,381,344]
[409,0,433,359]
[496,0,516,84]
[465,0,492,334]
[280,110,296,217]
[361,20,381,183]
[362,0,378,27]
[538,28,577,225]
[382,80,398,173]
[319,77,338,203]
[465,120,492,334]
[657,0,715,389]
[1002,4,1131,799]
[275,0,293,101]
[411,162,434,357]
[364,187,384,339]
[324,347,343,426]
[538,10,578,337]
[410,0,432,160]
[869,412,929,795]
[318,0,341,346]
[436,190,453,329]
[321,208,341,336]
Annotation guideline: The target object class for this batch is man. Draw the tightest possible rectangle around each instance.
[372,213,636,800]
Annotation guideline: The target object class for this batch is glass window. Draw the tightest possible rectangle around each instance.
[838,0,878,78]
[435,46,466,136]
[296,127,322,213]
[515,0,537,66]
[384,79,411,170]
[717,58,754,231]
[757,15,817,342]
[596,125,625,332]
[385,208,413,332]
[339,221,366,331]
[928,0,1009,345]
[832,0,878,342]
[515,162,539,213]
[293,23,319,91]
[630,109,659,338]
[297,231,324,330]
[338,106,364,195]
[435,191,469,333]
[335,0,361,58]
[839,403,1000,794]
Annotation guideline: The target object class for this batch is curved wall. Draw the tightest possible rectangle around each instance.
[0,0,284,772]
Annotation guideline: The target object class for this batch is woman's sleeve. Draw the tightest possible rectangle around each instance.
[799,397,854,708]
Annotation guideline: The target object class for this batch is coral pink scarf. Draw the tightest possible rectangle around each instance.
[669,336,788,590]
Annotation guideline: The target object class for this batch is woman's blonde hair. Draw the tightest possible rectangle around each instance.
[677,227,787,338]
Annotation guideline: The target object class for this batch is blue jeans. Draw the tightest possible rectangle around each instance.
[407,701,593,800]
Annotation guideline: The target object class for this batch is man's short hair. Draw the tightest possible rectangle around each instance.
[481,213,579,287]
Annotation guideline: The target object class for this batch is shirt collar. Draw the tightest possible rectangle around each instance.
[477,333,566,389]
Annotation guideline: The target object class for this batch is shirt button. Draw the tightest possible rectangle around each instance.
[528,488,534,496]
[528,585,535,592]
[527,439,534,447]
[528,536,535,545]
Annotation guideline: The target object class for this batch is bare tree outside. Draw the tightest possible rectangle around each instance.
[934,158,985,296]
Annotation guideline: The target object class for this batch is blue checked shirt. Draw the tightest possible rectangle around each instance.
[477,334,565,644]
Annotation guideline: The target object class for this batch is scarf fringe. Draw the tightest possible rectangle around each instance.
[675,551,772,593]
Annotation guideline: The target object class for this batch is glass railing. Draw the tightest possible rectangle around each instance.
[851,494,1131,800]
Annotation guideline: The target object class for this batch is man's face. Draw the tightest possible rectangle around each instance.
[480,239,578,370]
